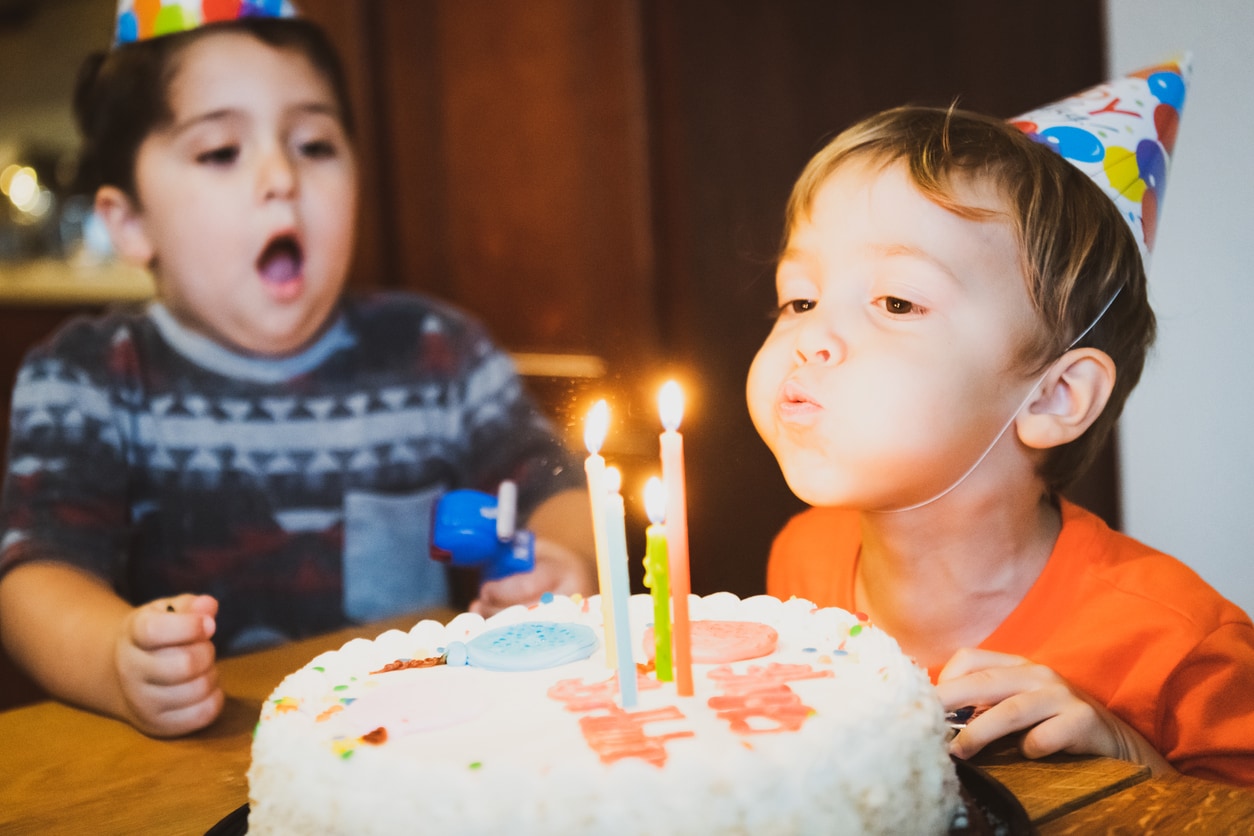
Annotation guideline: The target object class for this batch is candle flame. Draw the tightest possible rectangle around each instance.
[659,380,684,431]
[584,399,609,454]
[605,466,622,494]
[644,476,667,525]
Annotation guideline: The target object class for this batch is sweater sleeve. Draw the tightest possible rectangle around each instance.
[0,343,132,588]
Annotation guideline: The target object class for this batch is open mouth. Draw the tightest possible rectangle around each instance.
[257,234,304,286]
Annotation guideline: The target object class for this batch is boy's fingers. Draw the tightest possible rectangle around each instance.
[1018,711,1093,760]
[936,647,1030,682]
[474,572,543,615]
[130,605,216,651]
[141,686,226,738]
[949,689,1053,759]
[935,653,1060,710]
[143,640,219,687]
[159,593,219,617]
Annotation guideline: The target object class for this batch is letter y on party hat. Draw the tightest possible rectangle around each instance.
[114,0,298,47]
[1011,55,1191,267]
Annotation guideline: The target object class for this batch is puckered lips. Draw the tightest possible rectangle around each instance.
[777,379,823,423]
[256,232,304,302]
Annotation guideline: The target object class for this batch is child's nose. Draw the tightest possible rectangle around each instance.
[258,148,297,201]
[794,318,844,366]
[798,346,832,364]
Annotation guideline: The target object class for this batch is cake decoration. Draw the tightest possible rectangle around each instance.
[644,619,779,664]
[455,621,599,671]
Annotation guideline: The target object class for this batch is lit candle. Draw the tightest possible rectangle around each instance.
[603,467,638,708]
[642,476,672,682]
[584,400,617,666]
[658,380,693,696]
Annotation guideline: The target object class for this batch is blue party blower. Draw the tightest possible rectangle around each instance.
[430,481,535,581]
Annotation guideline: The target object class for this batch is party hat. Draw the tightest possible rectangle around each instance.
[1011,55,1191,265]
[114,0,299,48]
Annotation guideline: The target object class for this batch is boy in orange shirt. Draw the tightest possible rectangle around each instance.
[748,60,1254,785]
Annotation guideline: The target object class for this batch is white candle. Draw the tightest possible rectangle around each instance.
[603,467,637,708]
[658,380,693,696]
[584,400,617,665]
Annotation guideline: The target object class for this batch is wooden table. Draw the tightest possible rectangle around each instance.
[2,613,1251,835]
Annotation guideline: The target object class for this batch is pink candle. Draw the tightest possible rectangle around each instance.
[583,400,617,666]
[658,381,693,696]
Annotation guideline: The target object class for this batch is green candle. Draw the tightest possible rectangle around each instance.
[642,476,672,681]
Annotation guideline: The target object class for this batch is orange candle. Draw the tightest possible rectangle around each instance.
[583,400,616,665]
[658,380,692,696]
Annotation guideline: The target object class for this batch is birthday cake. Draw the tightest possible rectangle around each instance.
[247,593,960,834]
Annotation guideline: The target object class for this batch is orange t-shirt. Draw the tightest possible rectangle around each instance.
[766,498,1254,786]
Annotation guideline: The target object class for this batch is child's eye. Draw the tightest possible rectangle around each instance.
[773,299,817,319]
[299,139,338,159]
[196,145,239,166]
[877,296,923,316]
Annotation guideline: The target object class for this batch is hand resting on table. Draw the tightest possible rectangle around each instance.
[937,647,1175,776]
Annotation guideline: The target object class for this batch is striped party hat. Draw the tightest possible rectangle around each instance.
[1011,55,1191,265]
[114,0,299,47]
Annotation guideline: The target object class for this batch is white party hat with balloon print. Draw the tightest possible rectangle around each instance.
[1011,55,1191,266]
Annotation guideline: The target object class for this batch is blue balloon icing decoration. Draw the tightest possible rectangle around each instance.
[1147,71,1186,110]
[1039,125,1105,164]
[463,621,599,672]
[445,641,468,667]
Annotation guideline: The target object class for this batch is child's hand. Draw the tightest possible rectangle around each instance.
[470,537,596,617]
[936,648,1174,775]
[114,594,224,738]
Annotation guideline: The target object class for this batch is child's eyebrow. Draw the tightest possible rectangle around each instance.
[169,108,243,136]
[286,102,342,121]
[866,242,961,284]
[169,102,341,136]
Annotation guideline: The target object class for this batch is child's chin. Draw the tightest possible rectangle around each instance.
[781,472,844,508]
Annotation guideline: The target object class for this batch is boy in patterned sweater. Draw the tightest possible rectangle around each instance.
[0,4,594,737]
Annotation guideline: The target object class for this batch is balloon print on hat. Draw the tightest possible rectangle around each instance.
[1011,55,1192,265]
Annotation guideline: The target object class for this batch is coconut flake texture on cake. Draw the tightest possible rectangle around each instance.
[248,593,959,835]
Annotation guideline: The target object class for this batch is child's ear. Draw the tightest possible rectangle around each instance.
[94,186,155,267]
[1015,348,1117,450]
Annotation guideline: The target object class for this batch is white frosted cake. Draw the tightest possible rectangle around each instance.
[248,593,959,834]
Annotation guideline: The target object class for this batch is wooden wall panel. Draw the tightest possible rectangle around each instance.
[367,0,658,365]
